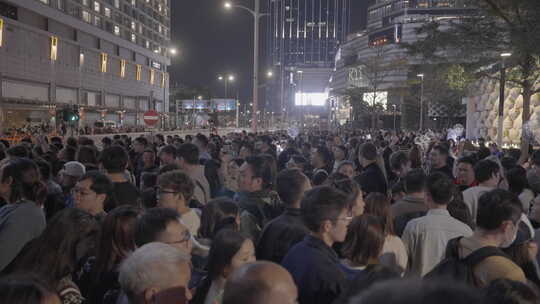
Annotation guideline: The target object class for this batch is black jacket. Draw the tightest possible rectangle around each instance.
[256,208,309,263]
[354,162,388,195]
[282,236,346,304]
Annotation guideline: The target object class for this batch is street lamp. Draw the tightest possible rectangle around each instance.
[169,48,177,55]
[417,73,425,131]
[267,70,273,78]
[224,0,268,132]
[218,74,235,98]
[498,52,512,147]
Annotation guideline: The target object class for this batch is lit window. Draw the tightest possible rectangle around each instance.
[131,0,136,6]
[136,64,142,81]
[0,18,3,48]
[94,1,100,12]
[138,24,143,34]
[158,25,162,33]
[114,25,120,36]
[150,69,155,85]
[131,33,136,42]
[158,4,162,12]
[161,72,166,88]
[94,16,101,27]
[114,0,120,8]
[145,40,149,48]
[120,59,126,78]
[40,0,50,4]
[79,52,85,66]
[82,10,91,23]
[131,21,136,30]
[50,36,58,61]
[100,53,108,73]
[82,0,89,6]
[105,7,111,17]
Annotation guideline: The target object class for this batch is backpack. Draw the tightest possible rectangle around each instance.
[425,237,510,287]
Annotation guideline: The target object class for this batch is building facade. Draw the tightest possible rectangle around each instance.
[0,0,171,131]
[265,0,350,120]
[330,0,472,129]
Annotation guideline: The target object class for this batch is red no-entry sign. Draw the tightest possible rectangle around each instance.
[143,110,159,126]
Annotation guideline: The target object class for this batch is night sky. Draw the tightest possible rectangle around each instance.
[170,0,372,102]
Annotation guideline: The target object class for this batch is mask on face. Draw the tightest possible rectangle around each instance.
[500,221,519,249]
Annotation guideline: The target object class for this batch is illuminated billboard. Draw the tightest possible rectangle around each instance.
[362,91,388,110]
[295,92,328,106]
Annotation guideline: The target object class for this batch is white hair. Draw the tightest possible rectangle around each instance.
[119,242,190,303]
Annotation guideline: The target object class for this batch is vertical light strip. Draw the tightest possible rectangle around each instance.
[120,59,126,78]
[150,69,155,85]
[161,72,166,88]
[50,36,58,61]
[136,64,142,81]
[0,18,4,47]
[100,53,108,73]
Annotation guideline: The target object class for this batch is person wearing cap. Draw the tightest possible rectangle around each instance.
[60,161,86,208]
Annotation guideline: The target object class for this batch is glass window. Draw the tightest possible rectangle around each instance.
[105,7,111,17]
[114,0,120,8]
[131,33,136,42]
[82,0,89,6]
[94,16,101,27]
[131,0,136,6]
[40,0,50,4]
[114,25,120,36]
[82,10,91,23]
[94,1,100,12]
[131,21,136,30]
[56,0,64,10]
[145,40,149,48]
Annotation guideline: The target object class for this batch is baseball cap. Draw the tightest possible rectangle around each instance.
[62,161,86,178]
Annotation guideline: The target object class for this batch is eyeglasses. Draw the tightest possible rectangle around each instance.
[164,230,191,245]
[155,187,180,196]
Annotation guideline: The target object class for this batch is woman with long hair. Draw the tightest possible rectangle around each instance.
[8,208,99,304]
[78,206,143,304]
[191,229,255,304]
[364,193,408,275]
[0,158,47,272]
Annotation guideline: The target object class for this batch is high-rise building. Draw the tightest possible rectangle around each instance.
[265,0,350,119]
[0,0,171,130]
[330,0,473,129]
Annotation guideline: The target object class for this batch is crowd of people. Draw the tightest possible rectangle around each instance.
[0,129,540,304]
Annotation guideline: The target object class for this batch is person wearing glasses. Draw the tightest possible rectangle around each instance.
[156,170,200,236]
[401,172,473,277]
[282,186,352,304]
[134,208,193,255]
[72,171,114,222]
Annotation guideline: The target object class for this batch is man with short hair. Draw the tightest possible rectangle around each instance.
[223,262,298,304]
[73,171,114,221]
[256,169,312,263]
[60,161,86,208]
[237,155,282,242]
[282,186,350,304]
[402,173,473,277]
[389,151,411,187]
[430,145,454,180]
[456,156,478,192]
[100,145,141,210]
[194,134,211,163]
[355,142,387,195]
[135,208,192,254]
[176,143,211,206]
[447,189,526,286]
[118,242,192,304]
[158,145,178,167]
[463,159,501,224]
[391,169,428,236]
[156,170,200,236]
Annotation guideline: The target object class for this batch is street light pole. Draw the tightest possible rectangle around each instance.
[224,0,267,133]
[498,52,512,148]
[417,74,425,130]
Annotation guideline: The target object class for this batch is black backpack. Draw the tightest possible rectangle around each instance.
[425,237,510,287]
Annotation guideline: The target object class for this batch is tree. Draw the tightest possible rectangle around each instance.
[406,0,540,160]
[353,44,408,128]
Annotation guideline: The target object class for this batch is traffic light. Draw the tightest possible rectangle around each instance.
[62,109,80,122]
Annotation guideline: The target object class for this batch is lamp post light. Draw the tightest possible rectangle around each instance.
[224,0,268,132]
[417,73,425,130]
[498,52,512,147]
[218,74,235,98]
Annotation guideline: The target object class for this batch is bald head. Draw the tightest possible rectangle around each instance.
[223,261,298,304]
